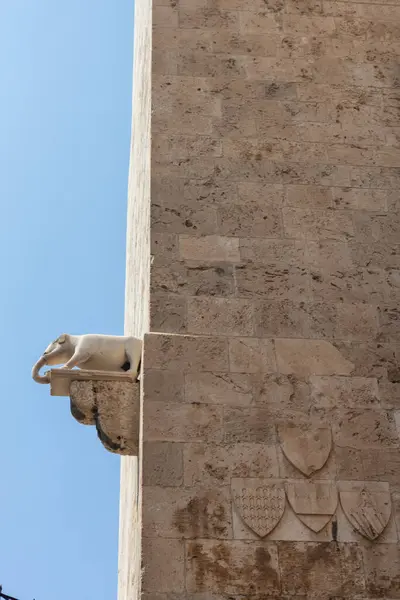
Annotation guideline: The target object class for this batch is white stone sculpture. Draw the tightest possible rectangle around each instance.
[32,334,142,384]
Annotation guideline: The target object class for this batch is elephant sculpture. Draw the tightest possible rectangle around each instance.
[32,333,142,384]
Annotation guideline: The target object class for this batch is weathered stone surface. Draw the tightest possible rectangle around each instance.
[184,442,279,487]
[254,374,310,413]
[144,369,184,403]
[305,239,354,270]
[332,341,398,379]
[333,410,398,449]
[150,294,187,333]
[142,538,185,593]
[70,379,140,455]
[229,337,276,373]
[144,401,223,443]
[143,442,183,487]
[279,542,365,596]
[255,300,309,337]
[143,485,232,539]
[231,478,285,537]
[275,338,354,376]
[144,333,229,371]
[278,424,332,477]
[310,375,380,410]
[179,235,240,262]
[151,262,235,297]
[240,239,304,265]
[185,372,253,406]
[223,407,277,444]
[235,263,308,301]
[187,297,254,336]
[186,540,280,594]
[363,544,400,598]
[283,207,354,240]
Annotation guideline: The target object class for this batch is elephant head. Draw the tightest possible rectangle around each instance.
[32,334,72,384]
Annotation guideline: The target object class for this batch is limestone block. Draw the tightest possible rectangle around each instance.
[240,239,304,265]
[143,442,183,487]
[151,233,178,266]
[310,267,387,304]
[305,240,354,270]
[286,185,333,209]
[362,544,400,598]
[151,201,217,235]
[282,207,354,240]
[144,370,184,403]
[310,375,380,410]
[235,264,308,302]
[350,242,400,269]
[150,294,187,334]
[335,303,379,340]
[185,372,253,406]
[144,333,229,371]
[142,538,185,593]
[223,407,277,444]
[331,187,388,211]
[186,539,280,595]
[332,409,398,449]
[183,442,280,487]
[228,338,276,373]
[332,341,397,379]
[275,338,354,376]
[179,235,240,262]
[218,202,282,238]
[187,297,254,336]
[255,300,309,338]
[178,7,240,30]
[142,485,232,539]
[151,262,235,297]
[254,374,310,413]
[279,542,365,596]
[144,401,223,443]
[50,369,139,455]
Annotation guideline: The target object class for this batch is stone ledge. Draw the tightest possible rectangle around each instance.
[49,369,140,456]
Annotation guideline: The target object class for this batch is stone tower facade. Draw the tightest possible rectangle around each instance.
[119,0,400,598]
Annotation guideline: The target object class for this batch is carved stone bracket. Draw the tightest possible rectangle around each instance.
[49,369,140,456]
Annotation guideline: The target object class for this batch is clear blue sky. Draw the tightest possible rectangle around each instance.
[0,1,134,598]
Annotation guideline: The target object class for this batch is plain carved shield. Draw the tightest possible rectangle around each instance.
[286,480,338,532]
[339,482,392,541]
[231,478,285,538]
[278,424,332,476]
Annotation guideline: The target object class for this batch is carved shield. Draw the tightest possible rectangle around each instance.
[339,482,392,541]
[286,481,338,532]
[231,478,285,538]
[278,424,332,476]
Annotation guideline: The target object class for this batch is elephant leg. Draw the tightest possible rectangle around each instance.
[61,351,91,370]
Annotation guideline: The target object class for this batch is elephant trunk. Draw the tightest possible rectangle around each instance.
[32,356,50,384]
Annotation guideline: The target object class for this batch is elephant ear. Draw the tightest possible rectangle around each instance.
[57,334,67,344]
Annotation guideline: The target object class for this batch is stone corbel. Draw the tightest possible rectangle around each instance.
[49,369,140,455]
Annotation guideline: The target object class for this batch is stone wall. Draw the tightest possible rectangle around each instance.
[123,0,400,597]
[119,0,151,591]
